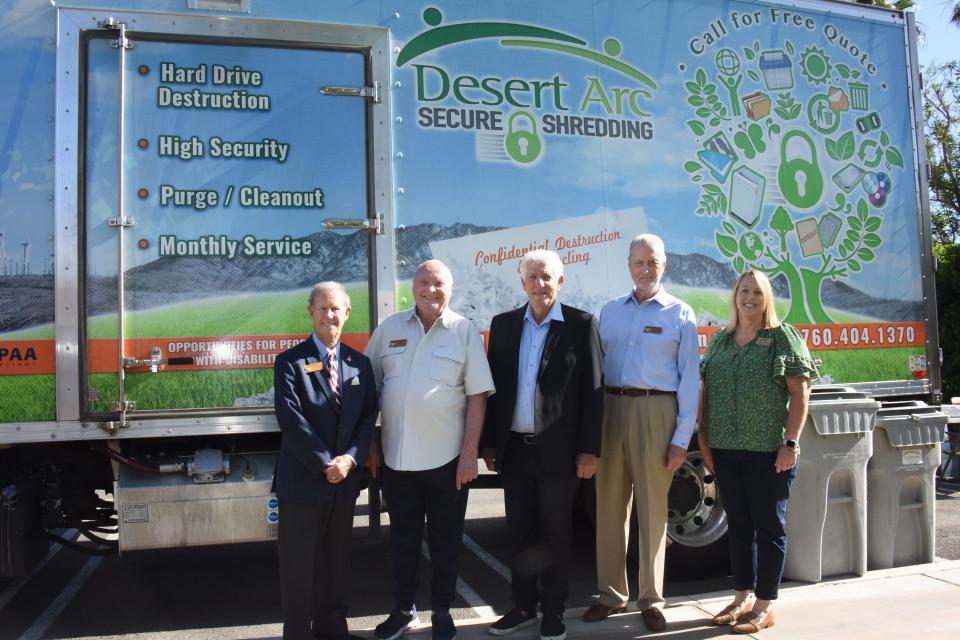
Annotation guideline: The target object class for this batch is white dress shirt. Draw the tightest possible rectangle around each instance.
[365,306,496,471]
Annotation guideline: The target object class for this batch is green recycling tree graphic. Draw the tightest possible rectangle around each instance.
[682,38,904,324]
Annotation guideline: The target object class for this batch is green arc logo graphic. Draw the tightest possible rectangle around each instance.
[396,7,657,91]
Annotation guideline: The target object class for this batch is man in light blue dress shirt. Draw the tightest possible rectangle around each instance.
[583,234,700,634]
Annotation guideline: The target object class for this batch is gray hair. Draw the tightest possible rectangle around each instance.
[309,281,351,307]
[519,249,564,279]
[628,233,666,260]
[414,259,454,287]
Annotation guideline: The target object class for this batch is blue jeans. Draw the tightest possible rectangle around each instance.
[712,448,797,601]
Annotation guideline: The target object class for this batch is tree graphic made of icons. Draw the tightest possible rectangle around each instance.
[682,39,904,324]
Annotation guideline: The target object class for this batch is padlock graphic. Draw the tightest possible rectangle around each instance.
[504,111,542,164]
[777,130,824,209]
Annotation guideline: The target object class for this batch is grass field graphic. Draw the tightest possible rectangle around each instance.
[0,282,921,421]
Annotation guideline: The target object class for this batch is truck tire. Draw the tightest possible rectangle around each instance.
[665,446,729,573]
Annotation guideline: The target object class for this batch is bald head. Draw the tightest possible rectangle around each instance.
[414,259,453,286]
[413,259,453,323]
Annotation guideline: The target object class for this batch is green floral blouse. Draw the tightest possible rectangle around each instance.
[700,323,819,452]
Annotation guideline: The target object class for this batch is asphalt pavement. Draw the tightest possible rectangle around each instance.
[2,481,960,639]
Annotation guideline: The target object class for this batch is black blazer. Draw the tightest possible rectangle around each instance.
[481,303,604,474]
[273,339,376,502]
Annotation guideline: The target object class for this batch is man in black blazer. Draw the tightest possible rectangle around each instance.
[274,281,376,640]
[481,250,604,640]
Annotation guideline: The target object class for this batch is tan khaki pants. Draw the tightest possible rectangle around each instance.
[595,393,677,610]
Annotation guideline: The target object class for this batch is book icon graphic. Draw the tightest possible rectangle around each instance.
[819,212,842,247]
[698,149,735,183]
[728,166,766,228]
[796,217,823,257]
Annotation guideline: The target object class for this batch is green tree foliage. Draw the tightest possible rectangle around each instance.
[935,243,960,399]
[924,62,960,244]
[926,59,960,399]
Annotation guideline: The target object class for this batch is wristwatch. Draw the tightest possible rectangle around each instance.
[782,438,800,453]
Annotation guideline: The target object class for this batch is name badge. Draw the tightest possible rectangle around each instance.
[304,362,324,373]
[756,337,773,346]
[644,325,663,334]
[389,339,408,348]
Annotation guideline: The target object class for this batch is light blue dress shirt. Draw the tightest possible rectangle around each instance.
[511,302,565,434]
[598,288,700,448]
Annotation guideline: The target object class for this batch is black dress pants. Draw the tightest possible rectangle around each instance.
[278,486,358,640]
[501,433,579,616]
[381,457,468,613]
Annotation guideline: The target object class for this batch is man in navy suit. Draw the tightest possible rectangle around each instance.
[274,281,376,640]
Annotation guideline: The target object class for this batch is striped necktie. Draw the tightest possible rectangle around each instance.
[327,351,341,409]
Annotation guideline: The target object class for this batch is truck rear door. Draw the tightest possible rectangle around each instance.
[55,9,393,427]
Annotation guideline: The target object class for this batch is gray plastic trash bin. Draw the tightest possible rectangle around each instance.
[868,404,946,569]
[783,390,880,582]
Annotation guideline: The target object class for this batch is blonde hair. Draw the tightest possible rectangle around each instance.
[726,270,780,331]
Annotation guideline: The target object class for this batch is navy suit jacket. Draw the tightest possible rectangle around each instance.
[273,338,376,503]
[481,303,604,475]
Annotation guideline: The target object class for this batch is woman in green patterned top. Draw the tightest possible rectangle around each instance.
[698,270,818,634]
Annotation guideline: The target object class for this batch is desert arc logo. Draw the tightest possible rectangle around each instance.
[396,7,660,166]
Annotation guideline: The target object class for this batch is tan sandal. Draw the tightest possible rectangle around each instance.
[711,603,741,625]
[733,609,776,633]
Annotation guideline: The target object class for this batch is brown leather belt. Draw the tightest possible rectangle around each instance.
[605,386,676,397]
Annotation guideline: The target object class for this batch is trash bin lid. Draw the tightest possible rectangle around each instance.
[942,405,960,424]
[875,407,948,447]
[811,385,859,394]
[808,391,872,401]
[807,397,880,435]
[879,400,927,409]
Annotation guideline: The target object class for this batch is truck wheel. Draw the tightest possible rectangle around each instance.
[665,447,729,572]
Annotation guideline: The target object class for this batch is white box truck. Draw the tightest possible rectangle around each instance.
[0,0,938,575]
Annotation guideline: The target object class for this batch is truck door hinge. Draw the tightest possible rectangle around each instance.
[108,216,135,228]
[99,17,134,50]
[319,82,381,104]
[322,212,384,235]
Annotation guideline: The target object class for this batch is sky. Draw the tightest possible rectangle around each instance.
[916,1,960,65]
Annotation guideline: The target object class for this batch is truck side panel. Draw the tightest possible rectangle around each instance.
[0,0,934,435]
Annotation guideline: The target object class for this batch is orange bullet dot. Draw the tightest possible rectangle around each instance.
[138,239,149,249]
[138,138,148,149]
[137,188,148,199]
[138,65,149,75]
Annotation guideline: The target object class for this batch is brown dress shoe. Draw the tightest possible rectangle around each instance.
[640,607,667,632]
[582,602,627,622]
[733,609,776,634]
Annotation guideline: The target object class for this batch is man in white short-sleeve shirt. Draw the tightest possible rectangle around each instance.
[366,260,495,640]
